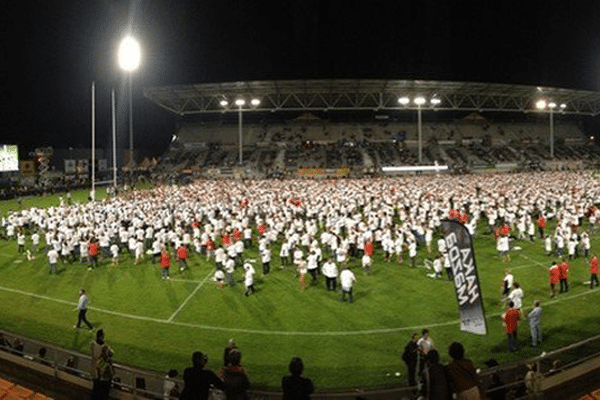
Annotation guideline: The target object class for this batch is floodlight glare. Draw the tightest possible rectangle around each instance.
[535,100,547,110]
[560,103,567,109]
[118,36,141,72]
[220,100,228,107]
[235,99,245,106]
[398,96,410,105]
[251,98,261,106]
[548,102,557,109]
[414,97,426,106]
[430,98,442,105]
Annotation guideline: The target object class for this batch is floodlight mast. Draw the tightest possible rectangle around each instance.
[118,36,141,181]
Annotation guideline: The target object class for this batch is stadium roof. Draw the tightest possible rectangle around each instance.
[144,79,600,117]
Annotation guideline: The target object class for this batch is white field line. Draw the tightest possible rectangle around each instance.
[519,253,546,266]
[0,283,598,336]
[166,270,214,322]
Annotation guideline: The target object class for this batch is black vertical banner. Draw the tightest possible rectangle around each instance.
[440,219,488,335]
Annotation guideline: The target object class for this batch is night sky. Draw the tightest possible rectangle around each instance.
[5,0,600,157]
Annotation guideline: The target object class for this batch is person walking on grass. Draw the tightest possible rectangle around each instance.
[160,246,171,279]
[74,289,93,330]
[528,300,542,347]
[590,253,599,289]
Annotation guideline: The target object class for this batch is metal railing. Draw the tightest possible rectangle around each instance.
[1,329,599,399]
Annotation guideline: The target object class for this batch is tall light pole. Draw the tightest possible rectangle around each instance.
[118,36,141,177]
[235,99,245,165]
[91,82,96,200]
[414,96,426,164]
[111,88,117,188]
[536,100,565,159]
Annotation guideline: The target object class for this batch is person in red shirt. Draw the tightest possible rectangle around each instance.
[161,246,171,279]
[206,238,215,261]
[537,215,546,238]
[503,301,520,352]
[88,238,99,270]
[233,229,242,242]
[364,240,374,257]
[222,233,232,247]
[177,244,189,272]
[590,253,599,289]
[548,262,560,298]
[558,258,569,293]
[257,224,266,236]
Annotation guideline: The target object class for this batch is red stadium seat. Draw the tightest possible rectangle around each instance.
[7,384,34,398]
[0,379,14,391]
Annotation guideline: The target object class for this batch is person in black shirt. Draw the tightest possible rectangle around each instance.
[402,333,419,387]
[282,357,314,400]
[180,351,225,400]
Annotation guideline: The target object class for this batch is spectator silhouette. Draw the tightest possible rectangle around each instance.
[445,342,485,400]
[418,349,452,400]
[282,357,314,400]
[220,349,250,400]
[180,351,224,400]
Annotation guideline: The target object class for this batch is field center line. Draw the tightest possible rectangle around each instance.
[167,270,214,323]
[520,253,546,266]
[0,284,598,335]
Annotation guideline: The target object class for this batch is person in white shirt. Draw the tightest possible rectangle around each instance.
[261,245,271,275]
[244,262,256,296]
[31,232,40,253]
[508,282,524,309]
[339,267,356,303]
[224,256,236,287]
[307,250,319,284]
[47,248,59,274]
[362,253,371,274]
[321,258,338,291]
[110,243,119,266]
[502,269,514,300]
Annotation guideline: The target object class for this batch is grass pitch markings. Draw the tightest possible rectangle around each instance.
[166,269,214,322]
[0,283,598,336]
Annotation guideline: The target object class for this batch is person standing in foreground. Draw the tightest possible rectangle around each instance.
[180,351,225,400]
[90,329,114,400]
[503,300,520,352]
[402,333,420,387]
[282,357,314,400]
[445,342,485,400]
[548,262,560,298]
[74,289,93,330]
[589,253,599,289]
[528,300,542,347]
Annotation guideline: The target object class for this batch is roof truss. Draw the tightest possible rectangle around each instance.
[144,79,600,116]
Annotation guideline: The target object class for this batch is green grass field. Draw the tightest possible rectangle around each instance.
[0,188,599,391]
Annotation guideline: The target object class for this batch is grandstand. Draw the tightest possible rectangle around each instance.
[145,79,600,180]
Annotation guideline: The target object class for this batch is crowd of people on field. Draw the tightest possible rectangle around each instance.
[1,170,599,399]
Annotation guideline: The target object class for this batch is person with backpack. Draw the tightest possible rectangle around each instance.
[90,329,114,400]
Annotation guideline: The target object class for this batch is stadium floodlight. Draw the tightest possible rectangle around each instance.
[251,98,261,106]
[118,36,141,72]
[548,102,557,109]
[398,96,410,105]
[118,35,141,181]
[560,103,567,109]
[414,96,426,106]
[535,100,547,110]
[220,100,228,107]
[430,97,442,106]
[235,99,246,107]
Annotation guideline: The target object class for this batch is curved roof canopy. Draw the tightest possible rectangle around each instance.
[144,79,600,116]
